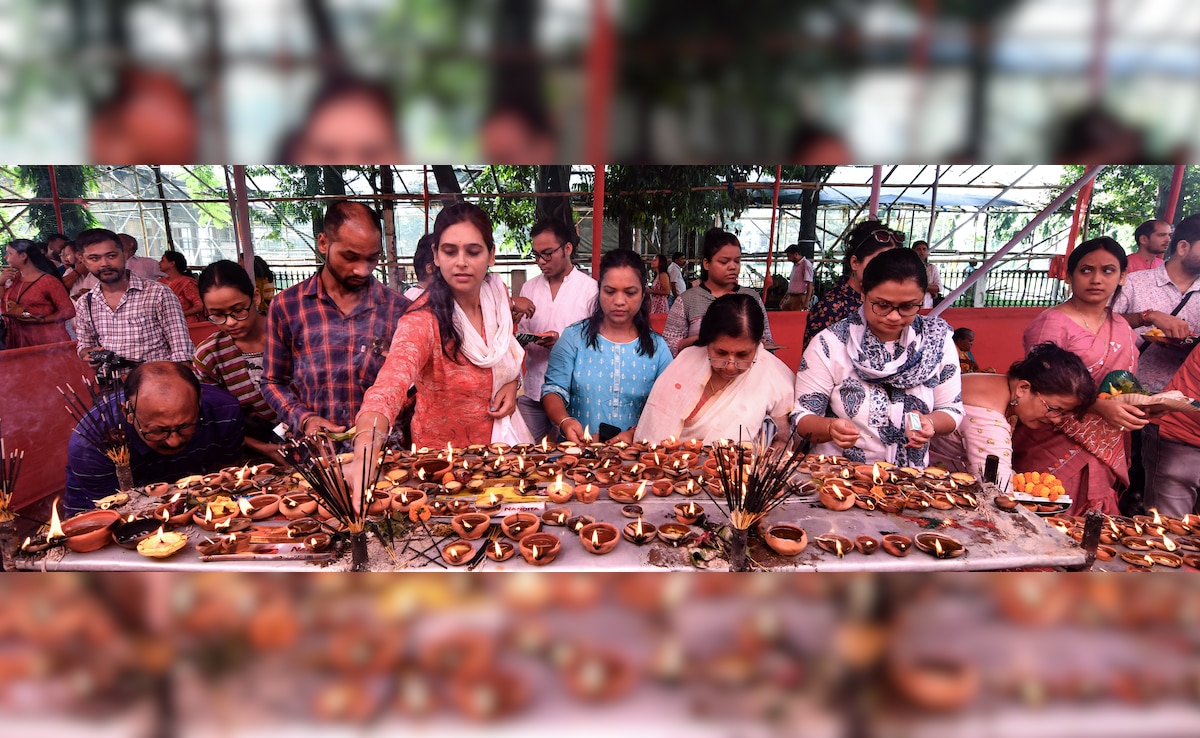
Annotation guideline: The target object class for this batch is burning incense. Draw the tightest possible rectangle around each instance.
[58,381,133,488]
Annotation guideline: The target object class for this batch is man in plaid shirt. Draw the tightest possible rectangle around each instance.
[262,201,410,437]
[73,228,193,368]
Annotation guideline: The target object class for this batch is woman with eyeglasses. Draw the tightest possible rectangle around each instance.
[158,251,205,320]
[543,249,673,443]
[794,248,963,466]
[662,228,773,356]
[193,259,281,461]
[638,293,794,444]
[0,238,75,348]
[929,343,1096,490]
[1011,237,1141,515]
[802,220,901,349]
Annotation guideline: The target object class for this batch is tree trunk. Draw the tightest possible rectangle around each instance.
[152,165,177,252]
[618,213,633,251]
[535,165,574,227]
[379,166,399,286]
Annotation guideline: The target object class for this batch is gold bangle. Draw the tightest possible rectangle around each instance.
[826,420,833,438]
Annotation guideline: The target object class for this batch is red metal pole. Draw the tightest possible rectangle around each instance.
[592,165,605,275]
[46,166,65,234]
[869,165,882,219]
[423,165,430,233]
[232,166,256,282]
[585,0,615,164]
[1066,177,1095,256]
[762,165,782,301]
[1164,164,1186,223]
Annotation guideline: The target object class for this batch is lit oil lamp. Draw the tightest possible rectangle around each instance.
[452,512,491,541]
[622,517,657,544]
[136,526,187,558]
[1121,551,1155,569]
[914,532,966,559]
[304,532,333,553]
[546,474,574,504]
[674,478,700,497]
[542,507,571,527]
[574,483,601,504]
[579,522,619,555]
[1149,551,1182,568]
[674,501,703,525]
[818,482,856,512]
[442,540,475,566]
[815,533,853,558]
[519,533,561,565]
[392,488,428,513]
[502,512,541,541]
[474,488,503,512]
[61,508,121,553]
[855,535,880,555]
[566,514,596,533]
[656,522,692,546]
[882,534,912,557]
[487,538,515,562]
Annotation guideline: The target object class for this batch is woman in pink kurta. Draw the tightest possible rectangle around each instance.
[356,202,528,451]
[1011,238,1142,515]
[159,251,205,321]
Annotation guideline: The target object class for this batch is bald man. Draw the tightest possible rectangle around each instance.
[64,361,244,513]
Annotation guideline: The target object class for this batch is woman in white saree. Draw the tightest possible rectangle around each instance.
[638,293,795,444]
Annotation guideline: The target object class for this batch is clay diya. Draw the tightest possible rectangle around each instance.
[621,504,644,519]
[657,522,693,546]
[153,496,197,528]
[562,649,637,702]
[566,514,596,534]
[877,497,907,515]
[413,458,452,482]
[622,518,657,544]
[855,535,880,555]
[111,516,162,549]
[442,540,476,566]
[136,527,188,558]
[1095,544,1117,562]
[1121,551,1155,569]
[1183,552,1200,569]
[1149,551,1182,568]
[428,499,450,516]
[144,481,171,497]
[192,506,238,532]
[674,478,701,497]
[762,523,808,556]
[243,493,281,520]
[195,537,226,556]
[61,509,121,553]
[365,489,393,516]
[391,488,427,513]
[914,532,966,559]
[994,495,1018,511]
[452,512,492,541]
[674,501,704,525]
[574,483,601,504]
[815,533,854,558]
[485,538,515,562]
[519,532,561,565]
[882,534,913,557]
[445,498,472,515]
[280,493,318,520]
[474,488,504,512]
[541,507,571,527]
[579,522,620,555]
[819,483,856,512]
[286,518,322,538]
[545,475,574,504]
[303,532,333,553]
[608,481,648,504]
[501,512,541,540]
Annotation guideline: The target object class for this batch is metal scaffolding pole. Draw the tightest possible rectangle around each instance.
[929,165,1106,318]
[231,166,256,283]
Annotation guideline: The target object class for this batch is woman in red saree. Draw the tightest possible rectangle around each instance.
[1012,238,1146,514]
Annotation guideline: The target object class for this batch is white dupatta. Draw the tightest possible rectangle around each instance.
[637,344,794,444]
[452,274,533,444]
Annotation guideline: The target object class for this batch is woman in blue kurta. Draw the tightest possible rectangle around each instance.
[543,249,672,442]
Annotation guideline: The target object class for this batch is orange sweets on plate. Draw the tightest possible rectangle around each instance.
[1012,471,1067,501]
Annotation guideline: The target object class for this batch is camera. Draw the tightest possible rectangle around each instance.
[88,350,139,391]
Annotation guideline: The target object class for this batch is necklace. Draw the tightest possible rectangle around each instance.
[1068,301,1105,332]
[705,375,730,396]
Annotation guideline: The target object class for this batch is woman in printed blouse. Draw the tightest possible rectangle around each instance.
[158,251,205,320]
[794,248,964,467]
[662,227,773,356]
[801,219,901,349]
[648,253,672,314]
[192,259,281,461]
[355,202,529,450]
[542,248,673,443]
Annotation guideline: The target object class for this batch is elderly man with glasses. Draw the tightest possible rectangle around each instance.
[513,218,598,442]
[64,361,244,514]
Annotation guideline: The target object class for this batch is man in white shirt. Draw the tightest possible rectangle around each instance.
[912,240,941,308]
[517,218,598,442]
[780,244,814,310]
[120,234,165,281]
[668,252,687,305]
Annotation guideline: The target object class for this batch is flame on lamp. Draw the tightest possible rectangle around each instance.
[591,529,601,549]
[635,480,648,500]
[47,498,64,539]
[583,426,592,443]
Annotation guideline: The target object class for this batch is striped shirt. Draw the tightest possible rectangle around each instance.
[662,284,773,356]
[73,273,194,363]
[193,330,278,431]
[63,384,244,512]
[262,270,410,432]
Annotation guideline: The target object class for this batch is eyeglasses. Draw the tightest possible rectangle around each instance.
[206,305,252,325]
[1036,393,1067,420]
[708,355,756,371]
[128,400,200,442]
[532,243,567,263]
[868,300,922,318]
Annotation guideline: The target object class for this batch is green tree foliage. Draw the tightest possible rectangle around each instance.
[466,166,539,253]
[1061,165,1200,226]
[15,166,98,239]
[600,166,758,248]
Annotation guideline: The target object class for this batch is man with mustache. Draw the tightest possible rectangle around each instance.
[73,227,193,372]
[261,200,410,438]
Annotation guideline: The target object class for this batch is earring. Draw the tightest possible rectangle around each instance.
[1009,398,1019,407]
